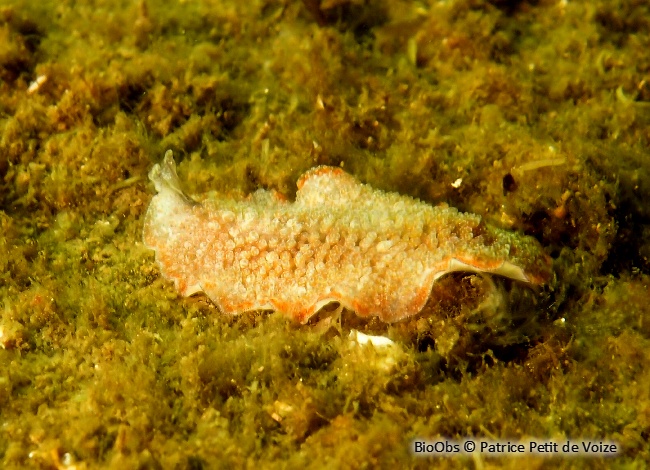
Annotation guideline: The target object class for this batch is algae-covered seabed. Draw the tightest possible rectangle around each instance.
[1,0,649,468]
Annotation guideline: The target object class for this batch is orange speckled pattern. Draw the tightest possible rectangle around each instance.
[143,152,552,323]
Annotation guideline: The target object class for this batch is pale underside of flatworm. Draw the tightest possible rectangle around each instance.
[143,151,552,323]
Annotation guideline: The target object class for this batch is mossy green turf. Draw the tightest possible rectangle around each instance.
[1,0,649,468]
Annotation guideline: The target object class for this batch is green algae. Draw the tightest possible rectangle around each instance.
[1,0,649,468]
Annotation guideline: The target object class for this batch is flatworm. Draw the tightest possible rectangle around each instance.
[143,151,551,323]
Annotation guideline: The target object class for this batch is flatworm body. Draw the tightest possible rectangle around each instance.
[143,151,551,323]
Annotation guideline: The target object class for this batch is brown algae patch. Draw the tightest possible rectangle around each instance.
[0,0,649,468]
